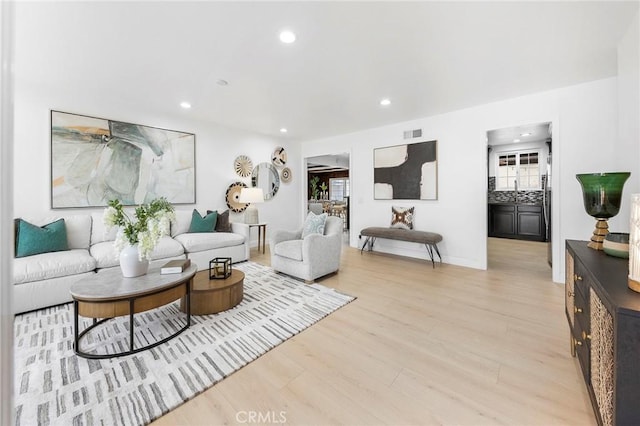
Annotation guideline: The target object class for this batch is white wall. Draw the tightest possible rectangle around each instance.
[0,2,14,424]
[616,10,640,210]
[13,84,301,247]
[557,78,620,237]
[302,77,628,283]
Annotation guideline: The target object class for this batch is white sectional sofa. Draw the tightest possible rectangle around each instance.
[89,211,187,272]
[13,209,250,314]
[171,210,250,270]
[13,215,97,314]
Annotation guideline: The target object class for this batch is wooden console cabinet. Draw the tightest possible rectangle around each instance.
[565,240,640,425]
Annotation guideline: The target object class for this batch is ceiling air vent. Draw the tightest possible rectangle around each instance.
[403,129,422,139]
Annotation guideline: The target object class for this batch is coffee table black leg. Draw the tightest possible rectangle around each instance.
[74,276,193,359]
[187,279,191,327]
[129,299,135,352]
[74,300,79,352]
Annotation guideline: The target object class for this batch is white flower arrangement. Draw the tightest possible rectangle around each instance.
[103,198,176,261]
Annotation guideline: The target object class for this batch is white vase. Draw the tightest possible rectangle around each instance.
[119,245,149,278]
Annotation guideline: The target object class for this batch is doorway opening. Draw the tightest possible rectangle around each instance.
[486,122,552,275]
[306,153,350,239]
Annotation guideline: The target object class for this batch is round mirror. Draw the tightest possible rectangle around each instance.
[251,162,280,200]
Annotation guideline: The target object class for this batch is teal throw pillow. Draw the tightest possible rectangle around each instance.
[189,209,217,233]
[15,218,69,258]
[302,212,328,238]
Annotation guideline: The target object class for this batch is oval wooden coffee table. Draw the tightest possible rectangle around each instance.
[70,264,197,359]
[179,268,244,315]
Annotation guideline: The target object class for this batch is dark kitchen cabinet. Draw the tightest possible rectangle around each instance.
[488,203,545,241]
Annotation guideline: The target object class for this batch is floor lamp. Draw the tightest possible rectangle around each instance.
[239,187,264,224]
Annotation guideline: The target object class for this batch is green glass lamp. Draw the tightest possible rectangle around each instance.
[576,172,631,250]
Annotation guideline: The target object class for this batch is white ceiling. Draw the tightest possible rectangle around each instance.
[307,153,350,172]
[487,122,552,146]
[14,1,639,142]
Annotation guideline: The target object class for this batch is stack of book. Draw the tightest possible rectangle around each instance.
[160,258,191,274]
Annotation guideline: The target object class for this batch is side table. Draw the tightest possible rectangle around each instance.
[248,222,267,254]
[179,269,244,315]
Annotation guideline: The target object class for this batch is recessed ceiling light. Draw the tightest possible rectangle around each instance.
[520,132,531,137]
[280,128,288,133]
[216,79,228,86]
[180,102,191,109]
[380,98,391,106]
[279,30,296,44]
[513,138,521,143]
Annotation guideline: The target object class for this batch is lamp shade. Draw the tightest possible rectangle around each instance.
[239,187,264,204]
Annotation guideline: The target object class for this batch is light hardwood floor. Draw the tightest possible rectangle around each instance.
[153,238,595,425]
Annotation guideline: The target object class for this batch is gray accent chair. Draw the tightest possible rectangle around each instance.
[270,216,343,282]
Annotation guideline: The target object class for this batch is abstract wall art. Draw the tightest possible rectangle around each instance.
[374,140,437,200]
[51,111,196,208]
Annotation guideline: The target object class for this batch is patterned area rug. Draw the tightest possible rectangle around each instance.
[13,262,354,426]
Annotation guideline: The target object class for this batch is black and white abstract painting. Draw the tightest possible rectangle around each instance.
[51,111,195,208]
[374,140,437,200]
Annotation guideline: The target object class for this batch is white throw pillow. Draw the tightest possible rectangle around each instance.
[302,212,328,238]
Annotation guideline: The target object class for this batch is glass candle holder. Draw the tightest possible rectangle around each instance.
[576,172,630,250]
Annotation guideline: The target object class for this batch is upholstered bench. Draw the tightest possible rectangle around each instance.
[359,227,443,267]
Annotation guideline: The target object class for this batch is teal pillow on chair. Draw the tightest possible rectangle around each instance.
[188,209,217,233]
[15,218,69,258]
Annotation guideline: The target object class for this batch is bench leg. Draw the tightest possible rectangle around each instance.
[433,244,442,264]
[425,244,436,268]
[360,237,376,254]
[360,236,371,254]
[424,243,443,268]
[361,235,440,268]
